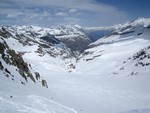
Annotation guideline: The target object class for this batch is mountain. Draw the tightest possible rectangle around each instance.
[0,17,150,113]
[77,17,150,76]
[6,25,92,52]
[52,25,92,52]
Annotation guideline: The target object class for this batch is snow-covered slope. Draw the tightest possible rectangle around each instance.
[1,17,150,113]
[0,25,78,86]
[120,108,150,113]
[89,17,150,47]
[0,25,81,113]
[83,17,150,42]
[77,17,150,76]
[0,72,78,113]
[6,24,91,52]
[0,35,49,88]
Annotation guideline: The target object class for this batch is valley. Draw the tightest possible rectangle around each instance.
[0,17,150,113]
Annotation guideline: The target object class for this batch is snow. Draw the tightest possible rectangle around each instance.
[1,17,150,113]
[120,108,150,113]
[1,71,150,113]
[112,17,150,30]
[46,74,150,113]
[0,75,77,113]
[76,37,150,76]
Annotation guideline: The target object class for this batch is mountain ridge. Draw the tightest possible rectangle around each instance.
[0,17,150,84]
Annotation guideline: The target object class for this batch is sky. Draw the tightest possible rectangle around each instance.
[0,0,150,27]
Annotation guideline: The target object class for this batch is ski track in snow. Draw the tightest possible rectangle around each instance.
[0,94,77,113]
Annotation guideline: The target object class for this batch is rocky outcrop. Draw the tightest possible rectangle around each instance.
[0,36,48,88]
[59,35,91,52]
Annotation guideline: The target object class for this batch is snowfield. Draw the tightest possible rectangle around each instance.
[1,18,150,113]
[1,72,150,113]
[0,75,77,113]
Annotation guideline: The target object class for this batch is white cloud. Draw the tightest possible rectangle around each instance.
[64,17,80,22]
[7,12,23,18]
[0,0,129,27]
[55,12,67,16]
[5,0,124,14]
[0,8,21,15]
[42,11,50,17]
[0,7,50,19]
[69,9,78,13]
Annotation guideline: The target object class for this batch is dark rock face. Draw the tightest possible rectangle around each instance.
[0,27,12,38]
[117,45,150,76]
[0,61,4,70]
[35,72,40,80]
[59,36,91,52]
[147,24,150,29]
[0,37,48,88]
[42,79,48,88]
[0,38,35,82]
[120,31,135,35]
[133,50,147,60]
[132,46,150,67]
[40,34,60,45]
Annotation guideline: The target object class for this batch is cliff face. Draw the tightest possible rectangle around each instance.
[0,28,48,87]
